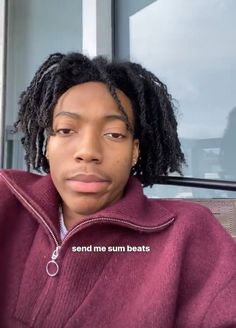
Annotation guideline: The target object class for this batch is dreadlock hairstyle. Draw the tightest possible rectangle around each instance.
[15,52,185,187]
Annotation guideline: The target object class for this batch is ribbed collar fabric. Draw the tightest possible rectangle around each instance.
[59,206,68,241]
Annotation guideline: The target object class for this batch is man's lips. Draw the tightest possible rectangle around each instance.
[66,174,110,193]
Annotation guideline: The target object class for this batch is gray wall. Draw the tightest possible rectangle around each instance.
[5,0,82,169]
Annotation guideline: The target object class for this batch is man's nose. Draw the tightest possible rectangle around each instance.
[73,132,103,163]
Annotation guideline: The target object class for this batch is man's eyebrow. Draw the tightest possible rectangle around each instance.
[55,112,127,124]
[54,111,80,119]
[103,114,127,124]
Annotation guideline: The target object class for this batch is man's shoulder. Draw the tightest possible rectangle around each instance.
[0,169,59,220]
[149,197,212,218]
[152,197,236,246]
[0,169,47,187]
[149,197,232,237]
[0,169,52,197]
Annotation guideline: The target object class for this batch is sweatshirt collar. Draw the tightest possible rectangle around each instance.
[0,169,175,238]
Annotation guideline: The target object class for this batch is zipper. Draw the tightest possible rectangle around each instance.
[61,216,175,244]
[1,173,175,277]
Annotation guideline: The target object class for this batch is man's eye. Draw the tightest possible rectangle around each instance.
[105,133,125,139]
[55,129,75,135]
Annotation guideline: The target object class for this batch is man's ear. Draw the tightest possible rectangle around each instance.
[132,139,140,166]
[45,135,50,160]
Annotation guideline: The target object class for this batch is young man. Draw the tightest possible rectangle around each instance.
[0,52,235,327]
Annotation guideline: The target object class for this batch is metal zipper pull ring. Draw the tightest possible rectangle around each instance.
[46,246,61,277]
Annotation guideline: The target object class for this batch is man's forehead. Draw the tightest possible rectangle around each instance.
[53,81,135,126]
[55,81,132,108]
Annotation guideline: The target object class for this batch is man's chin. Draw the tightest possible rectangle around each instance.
[69,200,107,218]
[62,188,123,219]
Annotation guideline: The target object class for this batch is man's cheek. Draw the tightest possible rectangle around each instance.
[116,157,131,168]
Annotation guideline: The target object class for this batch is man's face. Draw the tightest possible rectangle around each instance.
[47,81,139,222]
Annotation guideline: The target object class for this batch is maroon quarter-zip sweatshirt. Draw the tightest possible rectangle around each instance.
[0,169,236,327]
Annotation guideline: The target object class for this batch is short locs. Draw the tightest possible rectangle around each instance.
[15,52,185,187]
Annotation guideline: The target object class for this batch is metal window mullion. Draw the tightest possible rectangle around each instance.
[156,176,236,192]
[0,0,7,168]
[82,0,112,59]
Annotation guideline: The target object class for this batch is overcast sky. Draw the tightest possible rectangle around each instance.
[130,0,236,139]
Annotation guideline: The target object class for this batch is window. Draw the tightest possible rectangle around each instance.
[2,0,82,170]
[114,0,236,198]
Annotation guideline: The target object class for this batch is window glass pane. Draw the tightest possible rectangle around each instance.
[115,0,236,198]
[4,0,82,169]
[144,184,236,199]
